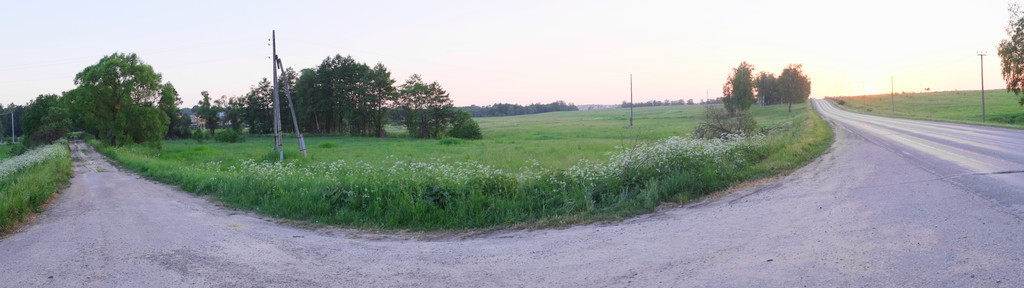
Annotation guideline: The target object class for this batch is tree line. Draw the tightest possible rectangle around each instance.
[620,99,695,108]
[9,52,482,152]
[202,54,475,140]
[722,61,811,114]
[460,101,578,117]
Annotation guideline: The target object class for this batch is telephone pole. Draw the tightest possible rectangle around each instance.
[271,30,283,161]
[979,52,987,122]
[629,74,633,128]
[890,76,895,113]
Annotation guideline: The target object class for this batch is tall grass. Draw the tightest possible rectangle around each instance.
[91,104,832,230]
[0,141,72,233]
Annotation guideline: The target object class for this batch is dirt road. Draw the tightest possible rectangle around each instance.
[1,102,1022,287]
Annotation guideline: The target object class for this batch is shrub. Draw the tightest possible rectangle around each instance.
[439,137,464,145]
[318,141,340,149]
[192,130,210,144]
[448,109,482,140]
[693,108,757,139]
[215,129,245,143]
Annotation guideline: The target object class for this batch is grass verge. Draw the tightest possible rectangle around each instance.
[90,104,832,230]
[0,141,73,235]
[830,90,1024,129]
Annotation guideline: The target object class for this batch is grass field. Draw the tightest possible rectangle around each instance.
[831,90,1024,129]
[158,104,806,172]
[92,103,832,230]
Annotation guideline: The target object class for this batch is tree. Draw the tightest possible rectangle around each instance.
[754,72,779,106]
[722,62,754,115]
[196,91,220,138]
[243,78,274,134]
[999,3,1024,105]
[225,96,245,132]
[159,82,188,139]
[777,64,812,112]
[363,63,397,137]
[396,74,455,138]
[73,52,168,146]
[21,94,70,147]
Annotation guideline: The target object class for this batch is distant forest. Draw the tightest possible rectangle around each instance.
[460,101,578,117]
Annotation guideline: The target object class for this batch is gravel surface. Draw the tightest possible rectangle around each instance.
[1,100,1022,287]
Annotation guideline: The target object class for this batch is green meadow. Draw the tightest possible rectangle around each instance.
[91,103,832,230]
[159,105,809,171]
[832,90,1024,129]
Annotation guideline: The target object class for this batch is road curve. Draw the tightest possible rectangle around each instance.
[1,104,1023,287]
[814,99,1024,217]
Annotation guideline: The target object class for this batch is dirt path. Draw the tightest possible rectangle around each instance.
[1,109,1023,287]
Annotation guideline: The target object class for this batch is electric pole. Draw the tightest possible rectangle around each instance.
[629,74,633,128]
[271,30,283,161]
[890,76,895,113]
[979,52,987,122]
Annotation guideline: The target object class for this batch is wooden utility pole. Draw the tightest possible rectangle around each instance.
[277,57,307,157]
[271,30,283,161]
[629,74,633,128]
[979,52,987,122]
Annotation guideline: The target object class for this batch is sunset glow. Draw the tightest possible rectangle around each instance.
[0,0,1013,107]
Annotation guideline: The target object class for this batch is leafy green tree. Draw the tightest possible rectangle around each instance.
[754,72,779,106]
[999,3,1024,105]
[722,62,754,115]
[21,94,70,147]
[73,52,168,146]
[159,82,189,139]
[225,96,245,132]
[363,63,397,137]
[243,78,274,134]
[196,91,220,138]
[293,68,321,133]
[396,74,455,138]
[778,64,812,112]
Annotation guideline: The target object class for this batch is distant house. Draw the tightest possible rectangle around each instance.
[190,114,206,130]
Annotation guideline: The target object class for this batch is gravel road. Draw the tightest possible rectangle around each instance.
[1,100,1022,287]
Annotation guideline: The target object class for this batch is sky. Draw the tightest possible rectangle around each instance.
[0,0,1014,107]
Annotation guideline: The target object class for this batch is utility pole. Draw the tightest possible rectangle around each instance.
[277,57,307,157]
[629,74,633,128]
[271,30,283,161]
[890,76,895,113]
[979,52,987,122]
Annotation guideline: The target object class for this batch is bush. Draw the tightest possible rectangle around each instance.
[192,130,210,144]
[439,137,464,145]
[214,129,245,143]
[448,110,482,140]
[9,144,29,156]
[318,141,340,149]
[693,108,757,139]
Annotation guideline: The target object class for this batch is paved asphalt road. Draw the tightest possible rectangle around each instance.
[0,99,1021,287]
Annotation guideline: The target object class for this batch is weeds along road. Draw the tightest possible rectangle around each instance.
[1,101,1023,287]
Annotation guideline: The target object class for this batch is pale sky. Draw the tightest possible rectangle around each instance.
[0,0,1013,107]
